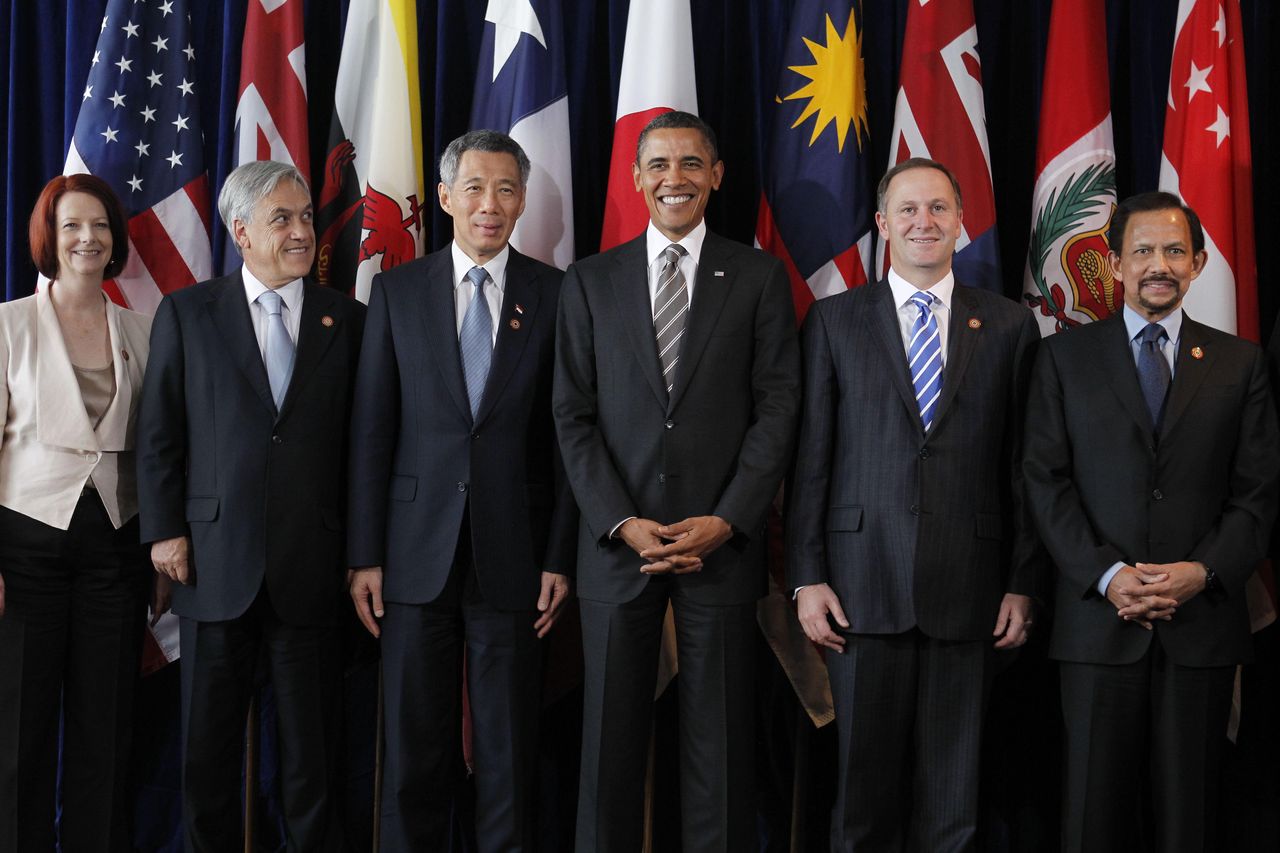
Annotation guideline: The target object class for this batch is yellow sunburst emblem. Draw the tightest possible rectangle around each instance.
[784,8,868,153]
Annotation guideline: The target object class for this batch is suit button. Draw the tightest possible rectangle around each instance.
[658,474,666,484]
[471,432,480,440]
[457,482,468,492]
[1152,489,1163,501]
[910,504,920,516]
[271,435,283,445]
[665,419,675,429]
[918,448,930,459]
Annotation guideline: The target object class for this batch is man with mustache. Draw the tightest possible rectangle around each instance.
[1024,191,1280,852]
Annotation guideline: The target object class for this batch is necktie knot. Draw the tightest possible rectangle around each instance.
[258,289,283,317]
[1139,322,1166,347]
[662,244,687,267]
[909,291,935,313]
[466,266,488,291]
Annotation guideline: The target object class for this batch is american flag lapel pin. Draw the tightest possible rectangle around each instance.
[515,304,524,314]
[714,270,725,277]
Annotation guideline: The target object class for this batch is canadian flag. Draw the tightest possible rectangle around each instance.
[598,0,698,250]
[1159,0,1256,340]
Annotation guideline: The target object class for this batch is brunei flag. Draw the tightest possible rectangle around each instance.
[315,0,425,302]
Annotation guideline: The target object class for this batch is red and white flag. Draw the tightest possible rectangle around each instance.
[1159,0,1256,340]
[1021,0,1118,335]
[877,0,1000,290]
[598,0,697,250]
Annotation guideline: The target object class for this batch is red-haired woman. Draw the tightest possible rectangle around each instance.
[0,174,167,851]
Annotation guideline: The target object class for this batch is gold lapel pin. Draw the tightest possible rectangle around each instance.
[1191,346,1204,359]
[509,318,521,330]
[321,315,335,327]
[968,318,982,329]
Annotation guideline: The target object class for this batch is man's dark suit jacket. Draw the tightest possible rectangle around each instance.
[1025,311,1279,666]
[554,231,800,604]
[787,279,1041,638]
[136,272,366,626]
[347,246,576,606]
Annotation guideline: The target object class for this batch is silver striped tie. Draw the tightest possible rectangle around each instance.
[653,244,689,397]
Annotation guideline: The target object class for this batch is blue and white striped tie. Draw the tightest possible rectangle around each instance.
[460,266,493,419]
[907,291,943,431]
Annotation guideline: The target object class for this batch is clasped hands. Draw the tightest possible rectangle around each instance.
[619,515,733,575]
[1106,561,1208,629]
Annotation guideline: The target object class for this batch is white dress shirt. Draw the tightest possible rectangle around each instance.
[451,242,509,346]
[242,266,304,358]
[644,220,707,315]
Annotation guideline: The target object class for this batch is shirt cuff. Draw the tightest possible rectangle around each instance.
[1097,562,1125,596]
[609,517,636,539]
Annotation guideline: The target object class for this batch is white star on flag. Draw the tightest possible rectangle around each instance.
[152,35,168,51]
[122,21,138,37]
[1183,61,1212,102]
[1206,104,1230,146]
[487,0,546,81]
[100,126,119,143]
[115,56,132,73]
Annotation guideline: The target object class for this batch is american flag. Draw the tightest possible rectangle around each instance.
[66,0,212,314]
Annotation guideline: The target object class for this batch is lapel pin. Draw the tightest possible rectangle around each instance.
[121,348,130,361]
[321,315,335,328]
[509,318,521,330]
[968,318,982,329]
[515,304,524,314]
[714,270,725,277]
[1191,346,1204,360]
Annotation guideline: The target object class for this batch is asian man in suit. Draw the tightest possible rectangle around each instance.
[346,130,575,852]
[1024,191,1280,853]
[554,111,800,853]
[787,157,1040,852]
[136,160,365,852]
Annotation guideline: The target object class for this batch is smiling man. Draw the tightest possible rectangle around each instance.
[1024,191,1280,852]
[554,111,800,852]
[787,157,1041,851]
[137,161,366,851]
[346,130,575,852]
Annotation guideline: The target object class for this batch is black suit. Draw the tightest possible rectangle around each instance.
[554,230,800,852]
[787,279,1040,852]
[1024,311,1280,852]
[347,246,575,851]
[137,272,365,852]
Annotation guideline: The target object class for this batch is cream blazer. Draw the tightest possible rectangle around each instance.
[0,287,151,530]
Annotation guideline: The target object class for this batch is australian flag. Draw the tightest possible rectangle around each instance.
[756,0,874,321]
[470,0,574,269]
[67,0,212,314]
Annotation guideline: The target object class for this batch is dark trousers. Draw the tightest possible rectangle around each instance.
[577,579,757,853]
[379,536,545,853]
[0,496,149,853]
[178,591,342,853]
[1060,636,1235,853]
[825,629,991,853]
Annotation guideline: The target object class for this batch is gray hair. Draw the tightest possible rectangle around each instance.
[438,130,531,188]
[217,160,311,250]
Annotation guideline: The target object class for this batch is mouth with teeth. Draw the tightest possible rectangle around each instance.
[660,194,693,206]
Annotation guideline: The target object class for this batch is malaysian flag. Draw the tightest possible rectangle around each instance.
[66,0,212,314]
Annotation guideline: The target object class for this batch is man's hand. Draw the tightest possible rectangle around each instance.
[150,573,173,626]
[1106,565,1177,629]
[796,583,849,653]
[642,516,733,563]
[349,567,385,638]
[1128,561,1209,607]
[151,536,193,584]
[618,518,702,575]
[533,572,571,638]
[992,593,1034,649]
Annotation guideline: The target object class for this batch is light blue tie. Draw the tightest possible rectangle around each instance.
[907,291,943,431]
[257,290,294,411]
[460,266,493,419]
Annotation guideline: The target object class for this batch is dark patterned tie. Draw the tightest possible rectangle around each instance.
[1137,322,1171,431]
[653,244,689,397]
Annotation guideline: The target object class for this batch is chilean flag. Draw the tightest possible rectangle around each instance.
[877,0,1000,291]
[1159,0,1257,341]
[598,0,698,251]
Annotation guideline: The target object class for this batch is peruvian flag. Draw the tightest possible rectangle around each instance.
[876,0,1000,291]
[1159,0,1256,341]
[226,0,310,268]
[598,0,698,250]
[1021,0,1118,336]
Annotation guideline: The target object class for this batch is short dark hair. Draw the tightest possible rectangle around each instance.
[1107,190,1205,257]
[635,111,719,164]
[439,129,531,187]
[29,173,130,279]
[876,157,963,214]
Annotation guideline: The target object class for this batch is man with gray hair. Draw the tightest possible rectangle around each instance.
[348,129,575,851]
[137,159,365,851]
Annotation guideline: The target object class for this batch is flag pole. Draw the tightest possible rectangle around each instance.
[642,720,657,853]
[244,695,259,853]
[373,664,385,852]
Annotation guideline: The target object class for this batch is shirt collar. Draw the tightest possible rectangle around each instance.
[242,264,304,313]
[451,242,509,292]
[1122,304,1183,345]
[645,219,707,268]
[887,267,955,310]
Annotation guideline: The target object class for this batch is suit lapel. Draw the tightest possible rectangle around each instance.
[474,250,540,425]
[611,237,669,408]
[278,281,341,421]
[1161,315,1215,438]
[867,281,921,430]
[667,234,735,412]
[929,286,981,434]
[33,287,99,450]
[1099,312,1156,439]
[206,272,275,415]
[419,250,473,421]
